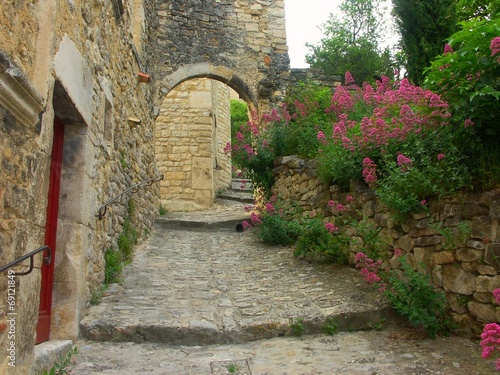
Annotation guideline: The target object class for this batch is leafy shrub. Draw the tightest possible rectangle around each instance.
[104,248,122,284]
[384,257,456,339]
[293,216,349,263]
[356,252,455,339]
[424,16,500,142]
[256,211,300,246]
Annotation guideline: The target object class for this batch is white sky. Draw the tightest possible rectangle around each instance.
[284,0,396,68]
[285,0,343,68]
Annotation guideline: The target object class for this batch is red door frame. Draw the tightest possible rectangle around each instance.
[36,118,65,344]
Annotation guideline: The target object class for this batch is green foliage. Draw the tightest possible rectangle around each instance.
[43,346,78,375]
[429,220,471,250]
[256,211,301,246]
[322,316,339,336]
[306,0,395,84]
[230,99,249,145]
[384,257,456,338]
[120,149,127,168]
[293,216,349,263]
[226,363,240,373]
[289,317,305,336]
[317,143,363,191]
[457,0,499,21]
[350,217,387,260]
[104,248,122,284]
[104,199,138,284]
[376,128,471,219]
[159,205,167,215]
[90,286,106,305]
[424,16,500,143]
[392,0,458,85]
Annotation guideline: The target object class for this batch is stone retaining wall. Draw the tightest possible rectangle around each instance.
[273,156,500,335]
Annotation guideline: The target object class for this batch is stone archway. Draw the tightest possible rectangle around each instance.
[155,77,235,211]
[156,63,257,112]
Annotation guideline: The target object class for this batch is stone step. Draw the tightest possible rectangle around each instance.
[80,303,395,346]
[231,178,253,192]
[216,189,254,204]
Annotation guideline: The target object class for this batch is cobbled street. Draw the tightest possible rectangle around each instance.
[71,200,495,374]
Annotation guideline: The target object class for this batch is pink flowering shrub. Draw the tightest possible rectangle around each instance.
[480,289,500,371]
[313,72,471,218]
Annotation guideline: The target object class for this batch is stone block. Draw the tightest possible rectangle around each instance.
[442,265,476,294]
[472,216,490,239]
[485,243,500,270]
[476,275,500,293]
[396,235,413,252]
[432,265,443,287]
[414,247,435,274]
[468,301,497,322]
[455,248,484,262]
[430,251,454,265]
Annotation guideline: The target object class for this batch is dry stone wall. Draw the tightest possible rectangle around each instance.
[273,156,500,336]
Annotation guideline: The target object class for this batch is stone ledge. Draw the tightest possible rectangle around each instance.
[31,340,73,375]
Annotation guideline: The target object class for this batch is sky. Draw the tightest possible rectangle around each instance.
[285,0,343,68]
[284,0,397,68]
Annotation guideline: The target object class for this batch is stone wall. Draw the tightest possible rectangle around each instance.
[273,156,500,336]
[0,1,160,373]
[151,0,290,111]
[155,78,232,211]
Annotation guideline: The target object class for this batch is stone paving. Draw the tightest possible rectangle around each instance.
[72,199,496,374]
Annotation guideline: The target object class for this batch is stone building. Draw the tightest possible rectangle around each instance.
[0,0,291,373]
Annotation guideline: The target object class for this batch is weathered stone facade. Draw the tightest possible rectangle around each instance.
[273,156,500,336]
[0,0,292,373]
[0,1,160,373]
[155,78,232,211]
[152,0,290,112]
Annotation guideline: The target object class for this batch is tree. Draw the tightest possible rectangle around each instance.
[457,0,498,21]
[306,0,395,84]
[391,0,457,85]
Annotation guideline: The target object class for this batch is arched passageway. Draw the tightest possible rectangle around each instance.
[155,76,246,211]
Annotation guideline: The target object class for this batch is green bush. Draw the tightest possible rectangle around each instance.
[104,248,122,284]
[384,257,456,338]
[256,212,300,246]
[293,216,349,263]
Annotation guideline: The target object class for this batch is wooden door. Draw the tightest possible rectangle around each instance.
[36,118,64,344]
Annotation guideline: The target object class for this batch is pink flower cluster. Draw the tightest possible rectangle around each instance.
[325,75,450,153]
[325,222,339,233]
[355,252,383,285]
[480,289,500,370]
[362,158,377,187]
[490,37,500,63]
[481,323,500,370]
[327,200,346,212]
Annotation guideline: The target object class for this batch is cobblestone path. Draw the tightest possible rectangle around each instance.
[72,199,495,374]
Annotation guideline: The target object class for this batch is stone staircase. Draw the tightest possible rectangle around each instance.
[79,197,395,347]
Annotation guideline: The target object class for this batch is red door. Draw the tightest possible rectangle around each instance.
[36,118,65,344]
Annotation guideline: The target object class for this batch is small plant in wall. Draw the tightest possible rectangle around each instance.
[225,363,240,373]
[43,346,78,375]
[289,317,305,337]
[322,316,339,336]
